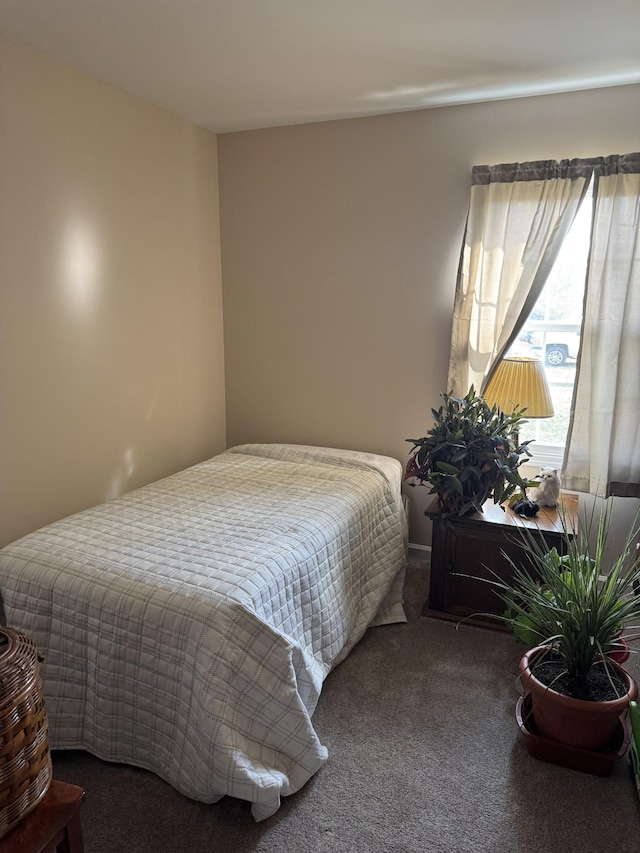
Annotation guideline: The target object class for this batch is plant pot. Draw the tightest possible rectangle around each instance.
[519,646,638,751]
[608,635,631,665]
[516,694,631,775]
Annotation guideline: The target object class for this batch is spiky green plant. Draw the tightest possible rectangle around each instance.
[483,501,640,683]
[405,387,532,517]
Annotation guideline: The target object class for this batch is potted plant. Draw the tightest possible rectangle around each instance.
[483,501,640,752]
[404,387,532,517]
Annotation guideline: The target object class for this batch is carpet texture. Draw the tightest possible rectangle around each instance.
[52,561,640,852]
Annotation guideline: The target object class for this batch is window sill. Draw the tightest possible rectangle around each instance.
[522,443,564,473]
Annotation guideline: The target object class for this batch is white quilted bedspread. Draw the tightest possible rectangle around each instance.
[0,444,407,820]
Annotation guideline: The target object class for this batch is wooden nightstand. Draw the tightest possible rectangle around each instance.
[423,492,579,629]
[0,779,86,853]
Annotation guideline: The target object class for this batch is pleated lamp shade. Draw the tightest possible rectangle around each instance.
[483,357,554,418]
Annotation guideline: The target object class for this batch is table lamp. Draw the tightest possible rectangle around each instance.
[483,356,554,516]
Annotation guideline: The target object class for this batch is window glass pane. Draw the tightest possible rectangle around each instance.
[507,183,593,450]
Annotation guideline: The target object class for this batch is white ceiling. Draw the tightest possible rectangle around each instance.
[1,0,639,133]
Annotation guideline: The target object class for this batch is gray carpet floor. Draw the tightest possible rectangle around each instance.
[52,561,640,852]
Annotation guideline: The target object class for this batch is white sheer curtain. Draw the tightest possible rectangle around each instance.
[447,160,592,397]
[563,154,640,498]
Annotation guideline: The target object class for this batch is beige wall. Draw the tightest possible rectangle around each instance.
[218,85,640,546]
[0,37,226,546]
[1,36,637,551]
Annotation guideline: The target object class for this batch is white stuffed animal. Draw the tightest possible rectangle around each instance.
[529,468,562,507]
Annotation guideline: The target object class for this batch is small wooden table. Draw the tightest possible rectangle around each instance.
[423,492,579,629]
[0,779,86,853]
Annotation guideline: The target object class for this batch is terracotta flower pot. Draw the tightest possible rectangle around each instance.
[608,635,631,665]
[519,646,638,751]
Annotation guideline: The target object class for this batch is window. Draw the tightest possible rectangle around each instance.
[506,181,593,467]
[448,152,640,498]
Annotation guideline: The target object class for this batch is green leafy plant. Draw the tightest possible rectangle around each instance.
[482,501,640,685]
[404,387,532,517]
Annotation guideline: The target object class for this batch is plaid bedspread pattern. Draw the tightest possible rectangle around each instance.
[0,444,407,820]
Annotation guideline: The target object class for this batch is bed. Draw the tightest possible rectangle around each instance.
[0,443,408,820]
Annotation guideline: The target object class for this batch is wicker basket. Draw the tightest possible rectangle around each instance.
[0,627,52,839]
